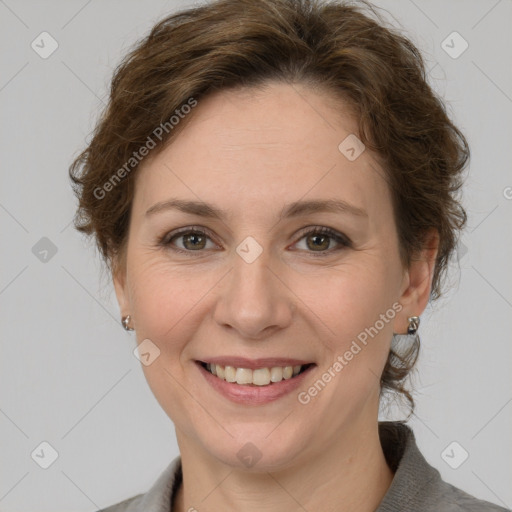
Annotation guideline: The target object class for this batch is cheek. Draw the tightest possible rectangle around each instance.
[127,255,224,347]
[301,266,397,401]
[299,258,399,406]
[303,259,397,344]
[126,258,205,422]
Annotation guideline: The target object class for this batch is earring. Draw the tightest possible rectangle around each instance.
[122,315,134,331]
[407,316,420,335]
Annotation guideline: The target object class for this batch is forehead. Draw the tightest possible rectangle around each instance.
[133,82,390,224]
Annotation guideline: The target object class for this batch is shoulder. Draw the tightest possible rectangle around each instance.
[97,494,143,512]
[95,456,182,512]
[430,479,510,511]
[378,422,510,512]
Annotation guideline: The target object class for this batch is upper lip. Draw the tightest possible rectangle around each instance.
[198,357,315,370]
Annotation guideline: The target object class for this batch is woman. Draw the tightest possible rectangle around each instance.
[68,0,508,510]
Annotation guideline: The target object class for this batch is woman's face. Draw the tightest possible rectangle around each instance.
[114,81,429,469]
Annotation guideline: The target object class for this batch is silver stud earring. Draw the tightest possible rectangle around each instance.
[407,316,420,335]
[122,315,134,331]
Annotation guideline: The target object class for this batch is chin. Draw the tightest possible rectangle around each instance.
[196,422,313,472]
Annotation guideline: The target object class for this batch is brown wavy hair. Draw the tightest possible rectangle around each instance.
[68,0,469,413]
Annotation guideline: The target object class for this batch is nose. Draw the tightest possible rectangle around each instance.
[212,246,295,340]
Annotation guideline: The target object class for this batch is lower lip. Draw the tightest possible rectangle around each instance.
[196,362,315,405]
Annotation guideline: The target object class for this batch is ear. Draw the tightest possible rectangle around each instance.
[112,256,130,320]
[393,228,439,334]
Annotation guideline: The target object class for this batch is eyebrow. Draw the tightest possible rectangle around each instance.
[145,198,367,220]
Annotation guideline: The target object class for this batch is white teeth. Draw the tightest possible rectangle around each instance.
[270,367,283,382]
[283,366,293,379]
[235,368,253,385]
[225,366,236,383]
[204,363,307,386]
[252,368,271,386]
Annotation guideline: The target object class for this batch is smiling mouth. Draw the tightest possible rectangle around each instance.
[197,361,315,386]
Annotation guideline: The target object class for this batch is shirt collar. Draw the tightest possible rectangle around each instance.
[376,421,442,511]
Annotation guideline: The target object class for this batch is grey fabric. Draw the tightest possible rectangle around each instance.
[376,423,509,511]
[98,422,509,512]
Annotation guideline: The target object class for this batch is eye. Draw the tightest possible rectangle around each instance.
[160,227,217,252]
[292,226,351,256]
[159,225,351,256]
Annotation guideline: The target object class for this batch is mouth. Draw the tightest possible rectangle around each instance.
[196,360,315,386]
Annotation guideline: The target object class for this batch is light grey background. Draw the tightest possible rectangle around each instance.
[0,0,511,510]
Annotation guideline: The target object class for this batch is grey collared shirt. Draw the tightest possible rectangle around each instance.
[99,422,509,512]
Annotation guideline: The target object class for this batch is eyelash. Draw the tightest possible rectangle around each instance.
[158,225,351,257]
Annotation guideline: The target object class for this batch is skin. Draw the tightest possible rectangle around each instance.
[113,81,438,512]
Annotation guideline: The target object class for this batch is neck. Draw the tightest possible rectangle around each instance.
[173,420,394,512]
